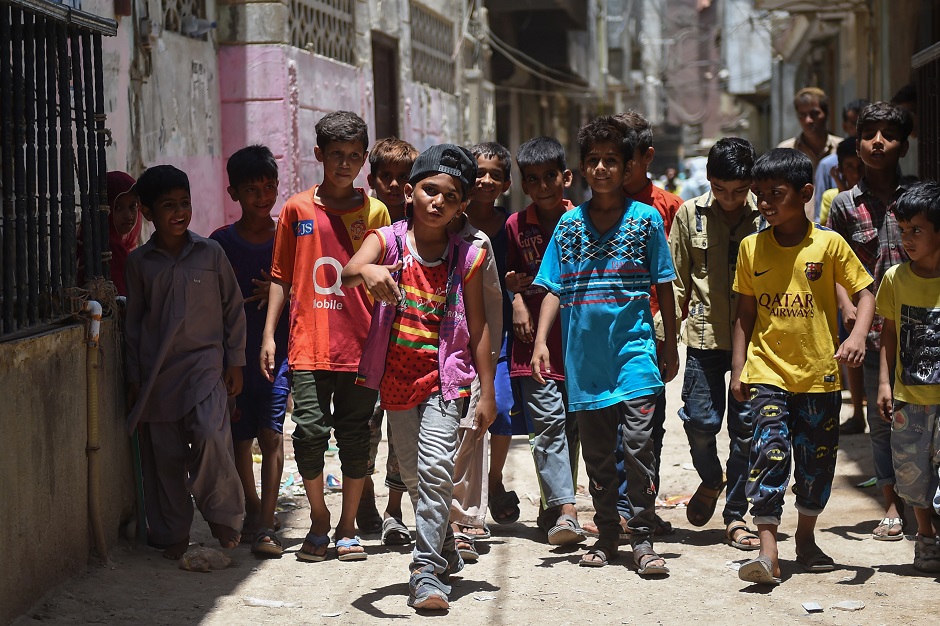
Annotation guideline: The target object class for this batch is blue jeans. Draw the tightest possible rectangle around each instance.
[863,349,896,487]
[678,348,752,524]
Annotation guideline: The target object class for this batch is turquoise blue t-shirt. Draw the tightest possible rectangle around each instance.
[533,199,676,411]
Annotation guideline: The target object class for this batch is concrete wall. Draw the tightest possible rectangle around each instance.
[0,319,135,624]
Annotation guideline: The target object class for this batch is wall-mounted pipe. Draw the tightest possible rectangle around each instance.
[83,299,108,561]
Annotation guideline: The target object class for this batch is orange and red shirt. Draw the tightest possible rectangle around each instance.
[626,179,682,319]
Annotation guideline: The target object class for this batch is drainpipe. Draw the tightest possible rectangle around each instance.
[84,299,108,561]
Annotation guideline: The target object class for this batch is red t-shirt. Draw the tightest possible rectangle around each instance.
[626,179,681,316]
[504,200,574,380]
[270,186,389,371]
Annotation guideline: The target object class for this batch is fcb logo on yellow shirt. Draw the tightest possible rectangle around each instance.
[804,262,823,281]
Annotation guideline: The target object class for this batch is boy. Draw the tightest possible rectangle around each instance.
[464,141,520,526]
[876,181,940,573]
[210,145,288,557]
[344,144,495,609]
[124,165,247,559]
[731,148,874,585]
[505,136,583,545]
[359,137,419,544]
[531,116,679,574]
[818,138,862,226]
[261,111,390,562]
[670,138,763,551]
[828,102,914,542]
[814,98,869,220]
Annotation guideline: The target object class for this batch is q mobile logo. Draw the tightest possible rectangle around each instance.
[312,257,345,310]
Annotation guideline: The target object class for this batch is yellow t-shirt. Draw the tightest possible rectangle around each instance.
[875,262,940,405]
[819,188,838,226]
[733,222,873,393]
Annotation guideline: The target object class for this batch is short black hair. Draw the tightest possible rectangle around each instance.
[613,110,653,153]
[843,99,870,121]
[227,145,278,188]
[577,115,636,163]
[895,180,940,231]
[315,110,369,151]
[751,148,813,188]
[706,137,756,181]
[835,137,858,166]
[856,101,913,142]
[470,141,512,180]
[516,136,567,175]
[135,164,190,209]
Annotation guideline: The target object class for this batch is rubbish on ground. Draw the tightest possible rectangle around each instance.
[321,611,342,617]
[682,463,695,471]
[242,597,302,608]
[831,600,865,611]
[178,547,231,572]
[325,474,343,491]
[726,560,746,571]
[801,602,823,613]
[473,594,497,601]
[662,494,692,508]
[856,477,877,488]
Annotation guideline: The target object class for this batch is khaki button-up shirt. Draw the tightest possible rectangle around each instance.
[669,192,763,351]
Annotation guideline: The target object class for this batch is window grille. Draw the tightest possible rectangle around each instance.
[913,42,940,182]
[410,2,455,93]
[289,0,355,65]
[162,0,206,35]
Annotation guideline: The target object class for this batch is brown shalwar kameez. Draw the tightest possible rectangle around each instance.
[125,232,247,545]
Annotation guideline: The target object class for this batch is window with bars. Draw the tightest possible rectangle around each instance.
[289,0,355,65]
[410,2,455,93]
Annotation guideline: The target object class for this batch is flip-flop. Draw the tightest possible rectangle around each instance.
[251,528,283,558]
[489,490,520,525]
[726,521,761,551]
[296,532,330,562]
[686,481,726,527]
[453,532,479,563]
[872,517,904,541]
[738,555,781,585]
[455,523,491,540]
[796,546,836,572]
[579,543,617,568]
[382,516,412,546]
[548,514,587,546]
[335,536,368,561]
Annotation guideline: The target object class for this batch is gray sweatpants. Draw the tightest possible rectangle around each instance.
[517,377,579,508]
[140,379,245,546]
[389,392,466,574]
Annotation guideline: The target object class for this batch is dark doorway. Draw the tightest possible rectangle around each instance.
[372,33,399,140]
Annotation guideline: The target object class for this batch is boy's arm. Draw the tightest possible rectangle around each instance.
[835,288,874,367]
[655,281,679,383]
[731,293,757,402]
[877,318,897,423]
[835,283,857,329]
[465,269,496,438]
[511,292,534,343]
[668,210,692,319]
[530,292,560,384]
[261,278,289,383]
[341,232,402,304]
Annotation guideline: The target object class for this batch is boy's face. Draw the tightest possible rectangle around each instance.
[795,98,827,137]
[898,213,940,263]
[520,162,572,212]
[581,141,628,194]
[112,191,139,236]
[314,140,367,187]
[368,161,411,208]
[470,155,510,205]
[838,155,863,189]
[406,173,467,227]
[752,178,812,229]
[842,109,860,138]
[857,121,908,171]
[227,176,278,219]
[622,146,653,190]
[141,188,192,238]
[708,177,752,213]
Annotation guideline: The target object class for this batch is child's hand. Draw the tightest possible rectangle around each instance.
[840,302,858,331]
[512,297,534,343]
[658,340,679,383]
[830,164,847,192]
[473,394,497,439]
[125,383,140,415]
[245,269,272,310]
[505,271,533,294]
[361,262,403,305]
[224,365,243,397]
[877,382,894,423]
[835,336,865,367]
[260,338,277,383]
[530,342,551,384]
[730,374,749,403]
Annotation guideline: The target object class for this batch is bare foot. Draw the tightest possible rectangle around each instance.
[208,522,241,549]
[162,537,190,560]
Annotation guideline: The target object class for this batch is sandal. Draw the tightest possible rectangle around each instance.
[726,521,761,551]
[738,554,781,585]
[297,532,330,562]
[632,542,669,576]
[547,514,587,546]
[251,527,283,558]
[686,481,726,527]
[914,534,940,573]
[795,545,836,572]
[579,543,617,568]
[872,516,904,541]
[489,489,520,525]
[382,516,412,546]
[408,565,451,610]
[335,536,368,561]
[453,532,479,563]
[454,523,491,540]
[356,497,383,534]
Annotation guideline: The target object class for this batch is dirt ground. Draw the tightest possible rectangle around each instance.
[13,349,940,625]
